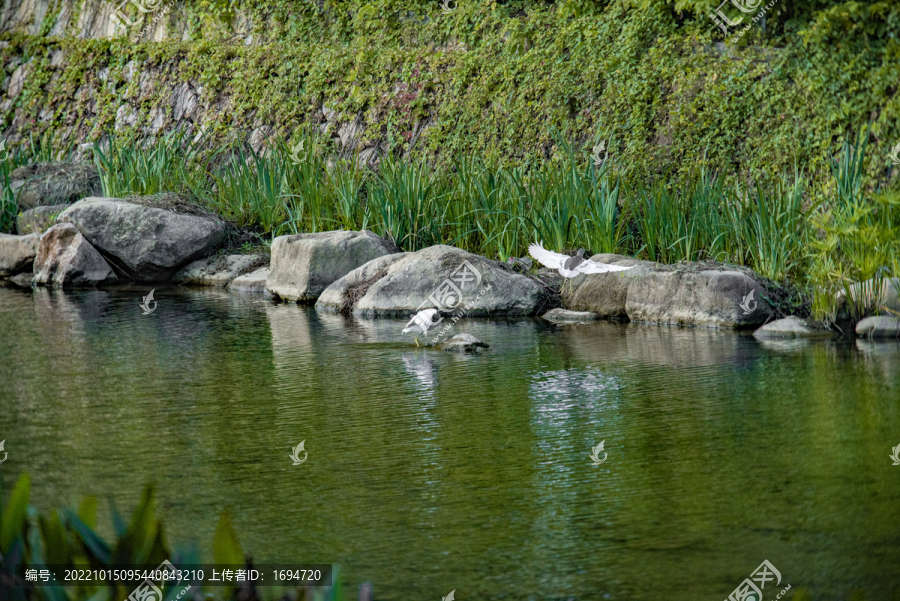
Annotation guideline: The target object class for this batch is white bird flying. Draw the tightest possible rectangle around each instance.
[402,308,444,346]
[528,241,633,278]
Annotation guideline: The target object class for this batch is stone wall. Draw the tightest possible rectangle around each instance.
[0,0,896,186]
[0,0,252,41]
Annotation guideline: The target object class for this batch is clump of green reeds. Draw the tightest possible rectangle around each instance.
[84,128,819,280]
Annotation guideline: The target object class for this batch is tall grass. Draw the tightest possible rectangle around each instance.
[211,144,290,233]
[94,129,212,198]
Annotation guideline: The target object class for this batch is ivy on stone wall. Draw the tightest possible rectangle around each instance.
[0,0,898,194]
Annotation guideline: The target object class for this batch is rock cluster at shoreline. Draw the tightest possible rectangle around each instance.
[0,175,896,340]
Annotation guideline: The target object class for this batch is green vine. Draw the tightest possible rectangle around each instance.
[0,0,897,196]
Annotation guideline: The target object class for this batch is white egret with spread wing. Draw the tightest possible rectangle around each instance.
[529,241,633,294]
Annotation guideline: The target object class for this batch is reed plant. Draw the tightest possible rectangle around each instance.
[0,159,19,233]
[281,133,335,235]
[328,156,369,231]
[807,130,900,320]
[367,154,450,251]
[739,172,810,282]
[93,130,213,199]
[211,144,290,234]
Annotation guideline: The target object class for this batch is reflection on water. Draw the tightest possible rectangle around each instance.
[1,286,899,601]
[402,353,438,395]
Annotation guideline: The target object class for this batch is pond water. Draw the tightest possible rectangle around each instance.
[1,286,899,600]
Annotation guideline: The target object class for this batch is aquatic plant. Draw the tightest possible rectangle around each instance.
[0,473,347,601]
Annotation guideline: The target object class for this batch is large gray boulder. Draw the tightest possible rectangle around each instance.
[317,245,552,317]
[753,316,835,339]
[266,230,397,302]
[0,233,40,276]
[16,204,68,234]
[58,198,227,282]
[9,162,101,210]
[561,254,772,328]
[626,269,773,328]
[33,223,117,288]
[562,254,662,319]
[172,254,268,286]
[316,252,410,312]
[856,316,900,339]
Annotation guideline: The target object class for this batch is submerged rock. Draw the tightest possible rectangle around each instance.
[753,316,835,339]
[436,333,489,352]
[0,233,40,276]
[9,271,33,288]
[316,245,551,317]
[33,223,117,288]
[856,316,900,339]
[172,254,267,286]
[9,162,101,210]
[229,267,271,293]
[16,204,68,234]
[58,197,227,282]
[266,230,397,302]
[541,308,602,323]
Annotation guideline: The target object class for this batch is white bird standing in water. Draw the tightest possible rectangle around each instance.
[402,308,444,346]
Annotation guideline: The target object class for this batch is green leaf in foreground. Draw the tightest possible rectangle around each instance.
[0,472,30,554]
[213,509,244,564]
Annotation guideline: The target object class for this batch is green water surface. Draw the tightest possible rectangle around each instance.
[1,286,898,600]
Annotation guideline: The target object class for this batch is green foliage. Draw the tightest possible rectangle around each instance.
[807,131,900,320]
[367,154,449,250]
[93,130,214,200]
[1,0,898,196]
[0,163,19,234]
[1,473,30,554]
[0,477,346,601]
[211,144,291,234]
[809,188,900,320]
[212,510,244,565]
